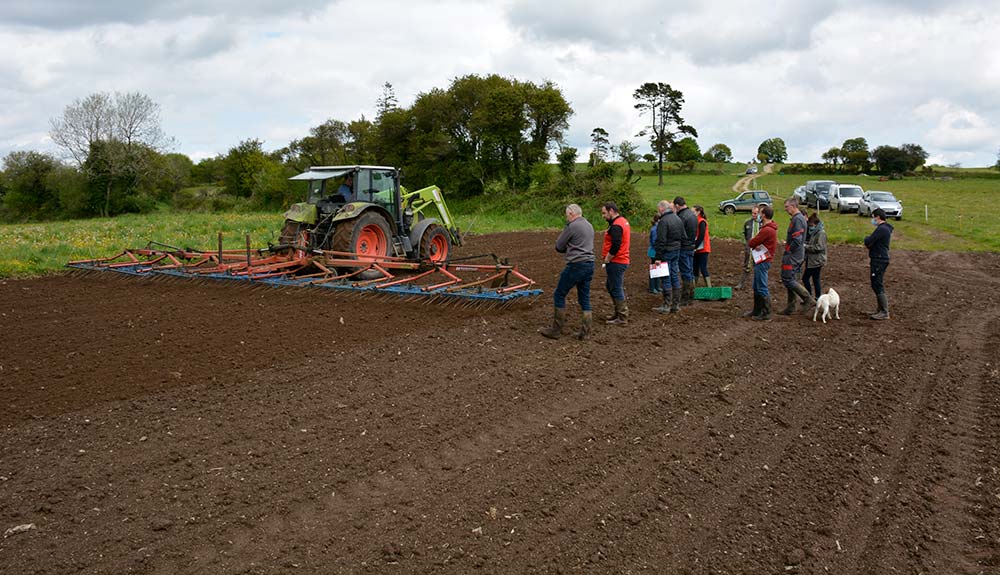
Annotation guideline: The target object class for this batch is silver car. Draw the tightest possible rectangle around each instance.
[830,184,864,213]
[858,190,902,220]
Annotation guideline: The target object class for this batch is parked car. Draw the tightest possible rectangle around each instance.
[830,184,864,213]
[745,166,758,175]
[858,190,903,220]
[792,185,807,205]
[718,190,772,215]
[804,180,836,209]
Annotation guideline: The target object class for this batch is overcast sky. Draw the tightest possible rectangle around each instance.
[2,0,998,167]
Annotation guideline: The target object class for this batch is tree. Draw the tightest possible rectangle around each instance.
[49,92,173,215]
[703,143,732,163]
[557,147,578,178]
[279,119,350,171]
[871,145,909,175]
[590,127,610,165]
[375,82,399,120]
[614,140,639,179]
[191,156,226,185]
[995,147,1000,171]
[223,139,268,198]
[841,137,870,171]
[347,117,376,164]
[756,138,787,163]
[821,147,841,168]
[642,153,656,162]
[900,143,928,171]
[667,136,701,162]
[633,82,697,186]
[1,151,61,219]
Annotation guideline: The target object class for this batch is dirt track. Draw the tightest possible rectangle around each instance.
[2,231,999,574]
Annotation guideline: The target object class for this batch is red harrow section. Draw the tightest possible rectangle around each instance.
[66,241,542,309]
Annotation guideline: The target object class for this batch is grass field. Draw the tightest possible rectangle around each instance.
[1,167,997,277]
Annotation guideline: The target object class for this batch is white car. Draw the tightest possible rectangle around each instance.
[792,185,807,204]
[830,184,864,213]
[858,190,902,220]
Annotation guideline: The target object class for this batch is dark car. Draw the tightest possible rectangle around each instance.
[718,190,772,215]
[804,181,835,209]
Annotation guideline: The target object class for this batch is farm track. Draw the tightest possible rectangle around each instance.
[1,231,999,574]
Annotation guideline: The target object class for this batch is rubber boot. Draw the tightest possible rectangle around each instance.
[654,290,672,314]
[575,311,593,340]
[680,280,692,307]
[604,301,619,322]
[735,269,750,290]
[539,307,566,339]
[744,294,761,318]
[792,283,816,314]
[754,295,771,321]
[871,293,890,320]
[780,289,797,315]
[705,277,713,288]
[670,287,681,313]
[648,277,660,294]
[607,300,628,325]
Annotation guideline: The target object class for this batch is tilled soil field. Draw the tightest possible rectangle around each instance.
[2,231,999,574]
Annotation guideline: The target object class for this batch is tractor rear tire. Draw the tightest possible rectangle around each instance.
[331,212,392,280]
[420,224,450,265]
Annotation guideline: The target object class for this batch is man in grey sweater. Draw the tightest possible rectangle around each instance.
[540,203,596,340]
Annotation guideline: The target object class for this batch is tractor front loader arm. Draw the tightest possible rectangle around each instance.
[401,185,462,246]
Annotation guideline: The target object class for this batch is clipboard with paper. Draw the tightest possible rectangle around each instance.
[751,245,769,264]
[649,262,671,278]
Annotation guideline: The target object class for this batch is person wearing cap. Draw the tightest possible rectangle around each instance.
[863,207,894,320]
[540,203,596,340]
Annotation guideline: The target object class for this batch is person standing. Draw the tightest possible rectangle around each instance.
[780,197,816,315]
[540,204,596,340]
[864,208,893,320]
[746,205,778,320]
[693,205,712,288]
[802,212,828,300]
[736,204,762,290]
[674,196,698,306]
[600,202,631,325]
[653,200,686,314]
[647,213,661,294]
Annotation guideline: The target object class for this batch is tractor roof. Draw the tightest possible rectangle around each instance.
[289,165,398,181]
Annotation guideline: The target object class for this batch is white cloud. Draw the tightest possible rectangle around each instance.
[1,0,999,168]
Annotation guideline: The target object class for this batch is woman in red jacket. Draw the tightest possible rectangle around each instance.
[746,205,778,320]
[693,206,712,288]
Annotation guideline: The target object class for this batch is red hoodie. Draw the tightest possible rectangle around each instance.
[747,219,778,263]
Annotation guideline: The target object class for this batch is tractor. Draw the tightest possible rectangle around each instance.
[279,165,461,265]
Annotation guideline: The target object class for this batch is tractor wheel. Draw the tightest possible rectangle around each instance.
[331,211,391,261]
[279,220,309,257]
[420,224,450,264]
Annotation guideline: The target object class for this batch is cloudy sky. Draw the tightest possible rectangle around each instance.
[2,0,998,167]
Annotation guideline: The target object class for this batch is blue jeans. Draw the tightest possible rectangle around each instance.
[605,262,627,301]
[802,266,822,299]
[753,261,770,298]
[658,250,681,292]
[679,249,694,281]
[554,261,594,311]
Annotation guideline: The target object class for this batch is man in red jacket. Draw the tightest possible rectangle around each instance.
[746,205,777,320]
[600,202,631,325]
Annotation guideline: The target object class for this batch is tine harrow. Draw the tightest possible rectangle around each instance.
[67,244,542,307]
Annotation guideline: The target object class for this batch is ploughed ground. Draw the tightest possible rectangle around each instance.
[2,231,999,574]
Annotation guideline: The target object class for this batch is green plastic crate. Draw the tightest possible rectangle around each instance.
[693,286,732,301]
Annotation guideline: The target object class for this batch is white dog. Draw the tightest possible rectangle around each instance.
[813,288,840,323]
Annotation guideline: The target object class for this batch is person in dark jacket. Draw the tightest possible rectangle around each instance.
[600,202,631,325]
[746,205,778,320]
[674,196,698,306]
[647,213,661,294]
[736,204,762,290]
[864,208,893,320]
[653,200,686,313]
[802,212,828,300]
[540,203,595,340]
[693,205,712,288]
[780,197,816,315]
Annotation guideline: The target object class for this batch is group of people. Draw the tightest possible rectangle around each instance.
[539,196,893,339]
